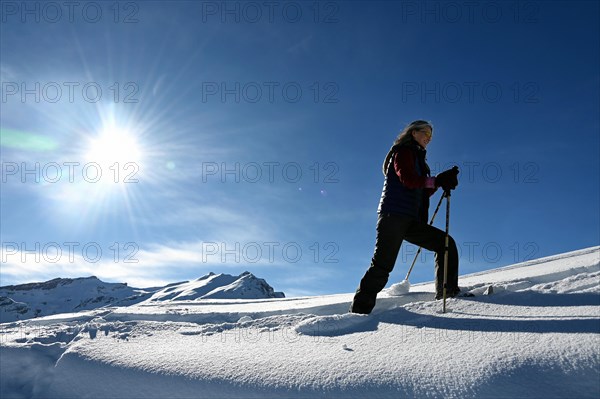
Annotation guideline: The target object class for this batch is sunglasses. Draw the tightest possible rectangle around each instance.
[419,129,433,139]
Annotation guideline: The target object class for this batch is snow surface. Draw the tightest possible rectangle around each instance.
[1,246,599,398]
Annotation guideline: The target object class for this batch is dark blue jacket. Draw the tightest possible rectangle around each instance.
[377,140,436,222]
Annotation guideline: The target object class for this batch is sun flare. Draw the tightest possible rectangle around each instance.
[85,126,143,167]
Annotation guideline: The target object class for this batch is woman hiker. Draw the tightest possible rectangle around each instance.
[350,120,460,315]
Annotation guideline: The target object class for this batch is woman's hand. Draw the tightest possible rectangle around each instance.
[435,166,459,191]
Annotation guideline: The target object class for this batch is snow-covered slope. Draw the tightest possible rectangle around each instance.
[0,272,284,323]
[1,246,598,398]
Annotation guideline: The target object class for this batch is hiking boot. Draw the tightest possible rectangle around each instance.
[350,292,376,314]
[435,287,464,300]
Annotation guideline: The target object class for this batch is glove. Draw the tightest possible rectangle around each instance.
[435,166,459,191]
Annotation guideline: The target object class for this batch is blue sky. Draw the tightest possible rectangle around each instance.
[1,1,599,296]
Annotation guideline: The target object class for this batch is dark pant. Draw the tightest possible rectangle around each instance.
[351,212,459,314]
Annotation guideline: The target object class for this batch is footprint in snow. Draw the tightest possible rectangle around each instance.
[294,313,375,337]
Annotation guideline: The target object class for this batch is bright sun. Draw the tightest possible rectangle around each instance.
[51,113,155,220]
[85,126,143,167]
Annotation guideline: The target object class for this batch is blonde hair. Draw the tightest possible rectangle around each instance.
[382,120,433,176]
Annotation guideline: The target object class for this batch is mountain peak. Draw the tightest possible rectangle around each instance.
[147,271,284,302]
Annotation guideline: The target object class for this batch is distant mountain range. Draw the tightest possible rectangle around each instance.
[0,272,284,323]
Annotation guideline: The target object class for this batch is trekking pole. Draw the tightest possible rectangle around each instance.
[442,189,451,313]
[403,191,447,281]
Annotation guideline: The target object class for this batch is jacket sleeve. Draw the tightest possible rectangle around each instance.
[424,187,438,198]
[393,147,436,190]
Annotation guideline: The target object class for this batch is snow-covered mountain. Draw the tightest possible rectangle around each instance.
[0,272,284,323]
[145,271,285,302]
[1,246,598,398]
[0,276,149,323]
